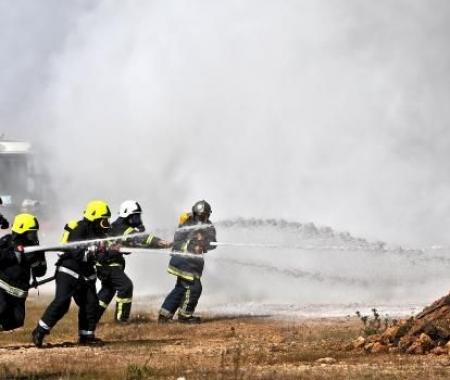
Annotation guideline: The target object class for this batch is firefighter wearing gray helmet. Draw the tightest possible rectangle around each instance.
[159,200,217,324]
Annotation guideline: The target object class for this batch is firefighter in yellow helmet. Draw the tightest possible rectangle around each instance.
[0,214,47,331]
[32,200,117,347]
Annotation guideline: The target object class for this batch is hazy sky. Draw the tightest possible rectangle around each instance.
[2,0,450,246]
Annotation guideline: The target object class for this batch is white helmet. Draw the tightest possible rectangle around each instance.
[119,200,142,218]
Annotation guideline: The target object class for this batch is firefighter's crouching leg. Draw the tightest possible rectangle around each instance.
[178,278,202,318]
[74,279,99,339]
[96,267,115,322]
[33,272,77,346]
[159,277,187,321]
[113,269,133,323]
[40,272,77,329]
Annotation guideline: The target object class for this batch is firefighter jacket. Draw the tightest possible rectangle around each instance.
[97,217,165,266]
[58,218,108,279]
[0,235,47,298]
[168,218,217,281]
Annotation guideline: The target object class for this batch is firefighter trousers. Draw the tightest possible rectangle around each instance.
[160,277,202,318]
[96,265,133,322]
[39,270,98,336]
[0,289,25,331]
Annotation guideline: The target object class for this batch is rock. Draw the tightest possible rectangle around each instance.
[315,357,337,365]
[439,357,450,367]
[371,342,389,354]
[343,342,354,351]
[380,326,400,344]
[406,341,424,355]
[380,323,409,344]
[405,334,435,355]
[398,335,416,352]
[349,292,450,355]
[364,343,374,352]
[431,346,448,355]
[389,346,400,354]
[418,333,435,351]
[413,321,450,342]
[352,336,366,349]
[366,334,381,343]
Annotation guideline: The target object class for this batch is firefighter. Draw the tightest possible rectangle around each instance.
[158,200,217,324]
[31,200,116,347]
[0,197,9,229]
[96,200,172,323]
[0,214,47,331]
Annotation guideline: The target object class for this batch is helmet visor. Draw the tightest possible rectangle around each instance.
[197,213,210,222]
[23,230,39,245]
[128,213,143,228]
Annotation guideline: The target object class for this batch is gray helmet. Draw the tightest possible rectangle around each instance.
[192,200,212,217]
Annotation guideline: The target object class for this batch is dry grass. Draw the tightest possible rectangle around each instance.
[1,297,450,379]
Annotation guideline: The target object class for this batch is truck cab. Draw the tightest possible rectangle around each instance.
[0,138,50,220]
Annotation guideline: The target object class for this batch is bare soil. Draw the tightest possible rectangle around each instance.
[1,297,450,379]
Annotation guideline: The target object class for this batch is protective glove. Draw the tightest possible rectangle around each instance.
[158,240,173,249]
[136,224,146,233]
[192,243,205,255]
[188,232,207,254]
[14,245,25,264]
[84,245,98,262]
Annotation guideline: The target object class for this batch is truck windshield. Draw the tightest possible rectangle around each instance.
[0,154,28,203]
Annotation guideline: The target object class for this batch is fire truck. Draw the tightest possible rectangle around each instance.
[0,137,53,220]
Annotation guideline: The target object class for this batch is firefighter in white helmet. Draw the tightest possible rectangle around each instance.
[96,200,172,323]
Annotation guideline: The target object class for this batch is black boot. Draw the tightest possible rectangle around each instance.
[32,326,49,348]
[178,315,201,324]
[78,334,104,346]
[158,314,172,324]
[115,301,132,323]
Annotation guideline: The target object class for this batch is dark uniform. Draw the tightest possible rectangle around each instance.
[32,200,113,346]
[97,216,170,323]
[159,207,216,323]
[0,215,46,331]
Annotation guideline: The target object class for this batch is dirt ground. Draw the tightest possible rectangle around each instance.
[1,298,450,379]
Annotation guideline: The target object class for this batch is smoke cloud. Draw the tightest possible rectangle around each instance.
[3,0,450,245]
[2,1,450,312]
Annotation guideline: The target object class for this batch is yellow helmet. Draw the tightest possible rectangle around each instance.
[11,213,39,234]
[83,200,111,222]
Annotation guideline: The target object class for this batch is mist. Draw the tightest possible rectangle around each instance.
[2,1,450,313]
